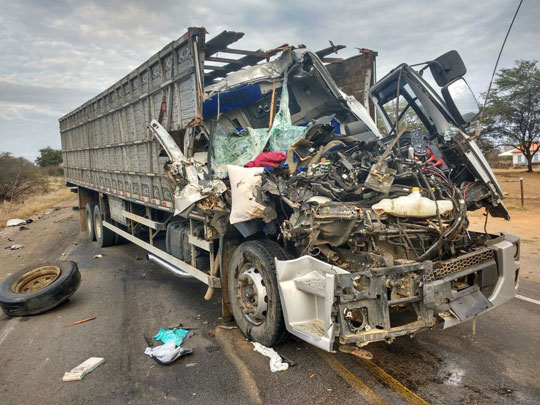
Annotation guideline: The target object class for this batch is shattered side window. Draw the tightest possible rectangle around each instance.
[377,78,435,136]
[382,95,428,134]
[211,78,308,178]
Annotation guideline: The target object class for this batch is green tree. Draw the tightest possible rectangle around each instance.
[36,146,62,167]
[483,60,540,172]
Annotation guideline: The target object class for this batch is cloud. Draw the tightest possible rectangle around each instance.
[0,0,538,160]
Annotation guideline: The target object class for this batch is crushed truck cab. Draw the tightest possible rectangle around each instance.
[60,28,519,353]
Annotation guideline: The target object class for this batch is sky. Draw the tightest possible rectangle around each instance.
[0,0,538,161]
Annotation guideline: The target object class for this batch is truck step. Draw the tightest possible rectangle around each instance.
[291,319,325,339]
[294,275,326,297]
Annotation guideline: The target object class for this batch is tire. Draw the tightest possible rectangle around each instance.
[0,261,81,316]
[93,204,115,248]
[228,240,289,346]
[85,202,96,241]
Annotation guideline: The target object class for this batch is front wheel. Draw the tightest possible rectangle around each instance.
[228,240,289,346]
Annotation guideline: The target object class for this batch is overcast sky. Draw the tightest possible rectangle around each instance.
[1,0,538,161]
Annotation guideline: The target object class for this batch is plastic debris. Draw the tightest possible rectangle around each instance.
[251,342,289,372]
[144,340,192,366]
[154,328,193,346]
[7,244,23,250]
[93,254,103,259]
[6,219,25,227]
[63,357,105,381]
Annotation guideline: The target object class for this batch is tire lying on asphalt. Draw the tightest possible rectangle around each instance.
[0,261,81,316]
[228,240,289,347]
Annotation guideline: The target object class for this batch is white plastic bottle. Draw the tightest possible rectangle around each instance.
[372,187,453,218]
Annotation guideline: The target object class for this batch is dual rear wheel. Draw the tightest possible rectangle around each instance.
[85,202,114,248]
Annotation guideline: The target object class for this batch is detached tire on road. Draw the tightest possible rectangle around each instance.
[0,261,81,316]
[228,240,289,347]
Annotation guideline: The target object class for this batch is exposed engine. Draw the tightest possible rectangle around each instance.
[260,119,495,273]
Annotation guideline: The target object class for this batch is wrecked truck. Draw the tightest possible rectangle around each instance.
[60,28,519,352]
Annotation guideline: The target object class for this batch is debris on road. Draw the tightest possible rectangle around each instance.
[252,342,289,372]
[185,363,197,367]
[6,219,26,227]
[339,344,373,360]
[279,353,296,367]
[217,325,237,330]
[144,340,193,366]
[154,328,193,346]
[7,244,23,250]
[19,226,29,231]
[0,261,81,316]
[64,315,97,327]
[62,357,105,381]
[93,254,103,259]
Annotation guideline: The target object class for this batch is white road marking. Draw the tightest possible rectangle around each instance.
[0,318,20,346]
[516,294,540,306]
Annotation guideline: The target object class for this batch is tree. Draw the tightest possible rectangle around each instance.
[36,147,62,167]
[0,153,46,201]
[482,60,540,172]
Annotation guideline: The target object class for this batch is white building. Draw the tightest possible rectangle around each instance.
[498,144,540,167]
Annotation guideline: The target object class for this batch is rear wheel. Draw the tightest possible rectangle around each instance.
[228,240,289,346]
[85,203,96,241]
[93,204,115,248]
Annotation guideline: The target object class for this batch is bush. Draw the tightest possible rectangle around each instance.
[0,153,47,201]
[41,165,64,177]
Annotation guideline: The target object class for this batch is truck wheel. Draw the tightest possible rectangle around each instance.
[85,203,96,241]
[93,205,115,248]
[0,261,81,316]
[228,240,289,346]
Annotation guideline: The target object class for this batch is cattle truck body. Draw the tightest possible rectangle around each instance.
[60,27,519,352]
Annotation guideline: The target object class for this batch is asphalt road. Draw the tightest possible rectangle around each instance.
[1,201,539,404]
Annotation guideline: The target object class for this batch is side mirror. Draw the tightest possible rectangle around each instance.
[441,78,479,125]
[429,50,466,87]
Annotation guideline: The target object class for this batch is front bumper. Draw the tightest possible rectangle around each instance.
[275,233,520,352]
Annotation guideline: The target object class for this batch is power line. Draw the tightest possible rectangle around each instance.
[470,0,524,141]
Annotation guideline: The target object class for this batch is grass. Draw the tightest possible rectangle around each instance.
[0,177,74,229]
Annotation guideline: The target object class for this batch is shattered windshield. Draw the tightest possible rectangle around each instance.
[211,75,308,178]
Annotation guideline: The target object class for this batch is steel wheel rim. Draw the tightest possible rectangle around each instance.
[12,266,61,293]
[236,265,268,325]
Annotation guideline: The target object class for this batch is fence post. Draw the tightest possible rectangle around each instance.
[520,177,524,209]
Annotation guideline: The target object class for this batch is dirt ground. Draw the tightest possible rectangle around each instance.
[468,168,540,283]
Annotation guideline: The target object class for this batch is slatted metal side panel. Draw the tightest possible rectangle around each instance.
[59,27,206,212]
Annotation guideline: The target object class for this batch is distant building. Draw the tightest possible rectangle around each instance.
[498,144,540,167]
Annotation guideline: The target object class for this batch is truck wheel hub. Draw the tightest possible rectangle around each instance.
[237,266,267,325]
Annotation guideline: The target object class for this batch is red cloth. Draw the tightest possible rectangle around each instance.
[245,152,286,168]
